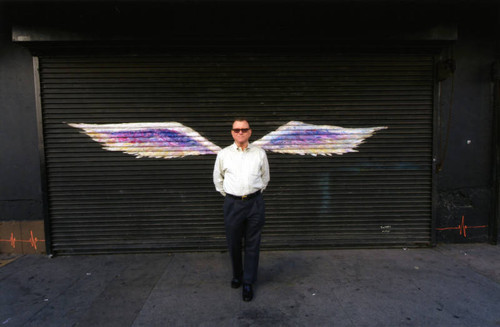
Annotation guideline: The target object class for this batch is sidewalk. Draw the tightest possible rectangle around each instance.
[1,244,499,327]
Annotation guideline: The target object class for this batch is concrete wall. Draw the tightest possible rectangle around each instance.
[0,5,45,254]
[436,7,498,243]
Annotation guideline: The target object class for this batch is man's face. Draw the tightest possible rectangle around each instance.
[231,120,252,146]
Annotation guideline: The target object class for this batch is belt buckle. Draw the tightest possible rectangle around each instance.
[241,195,248,200]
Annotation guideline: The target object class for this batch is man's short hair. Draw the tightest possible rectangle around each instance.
[233,117,251,128]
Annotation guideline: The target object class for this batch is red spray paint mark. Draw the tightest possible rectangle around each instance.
[0,230,45,250]
[436,216,487,238]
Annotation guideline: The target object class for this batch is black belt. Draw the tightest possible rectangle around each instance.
[226,191,261,201]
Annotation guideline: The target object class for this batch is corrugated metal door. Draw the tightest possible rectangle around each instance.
[38,51,434,254]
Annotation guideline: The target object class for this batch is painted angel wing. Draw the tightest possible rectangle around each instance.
[68,122,221,159]
[251,121,387,156]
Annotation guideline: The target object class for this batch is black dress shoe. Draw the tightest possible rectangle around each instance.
[231,278,242,289]
[242,283,253,302]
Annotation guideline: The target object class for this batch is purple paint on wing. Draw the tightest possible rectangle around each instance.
[269,129,343,146]
[109,129,210,152]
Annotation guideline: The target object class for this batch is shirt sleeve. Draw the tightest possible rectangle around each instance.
[260,150,270,192]
[213,152,226,196]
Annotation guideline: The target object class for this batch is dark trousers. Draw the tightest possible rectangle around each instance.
[223,193,265,284]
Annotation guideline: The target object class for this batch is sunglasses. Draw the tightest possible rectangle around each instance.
[232,128,250,133]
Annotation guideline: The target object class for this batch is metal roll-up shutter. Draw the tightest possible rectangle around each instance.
[38,51,434,255]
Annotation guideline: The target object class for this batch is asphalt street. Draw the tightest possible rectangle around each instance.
[1,244,499,327]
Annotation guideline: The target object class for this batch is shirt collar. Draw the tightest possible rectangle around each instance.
[232,142,252,152]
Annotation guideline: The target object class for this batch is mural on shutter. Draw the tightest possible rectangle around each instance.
[38,52,434,254]
[68,121,387,158]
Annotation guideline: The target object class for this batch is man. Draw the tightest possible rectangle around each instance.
[213,118,270,302]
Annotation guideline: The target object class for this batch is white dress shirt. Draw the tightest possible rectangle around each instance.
[213,143,270,197]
